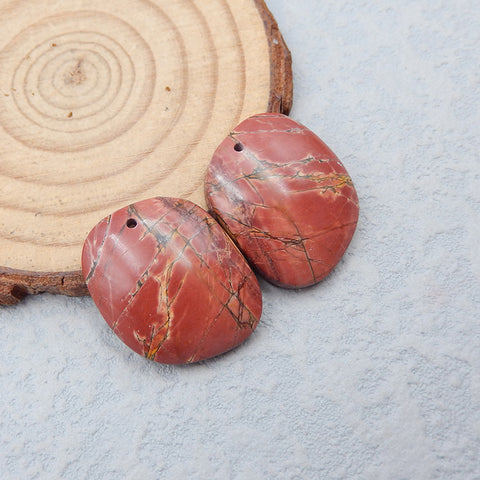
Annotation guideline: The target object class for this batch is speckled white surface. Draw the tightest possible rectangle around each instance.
[1,1,480,478]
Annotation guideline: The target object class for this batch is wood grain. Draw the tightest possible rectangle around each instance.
[0,0,292,305]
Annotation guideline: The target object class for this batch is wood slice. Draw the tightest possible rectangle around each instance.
[0,0,292,305]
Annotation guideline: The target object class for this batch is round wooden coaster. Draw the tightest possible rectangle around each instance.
[0,0,292,304]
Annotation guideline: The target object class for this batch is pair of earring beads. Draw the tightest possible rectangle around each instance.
[82,113,359,364]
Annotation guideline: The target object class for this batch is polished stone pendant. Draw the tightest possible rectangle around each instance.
[82,197,262,364]
[205,113,359,288]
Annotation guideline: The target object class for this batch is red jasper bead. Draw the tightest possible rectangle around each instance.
[205,113,359,288]
[82,197,262,364]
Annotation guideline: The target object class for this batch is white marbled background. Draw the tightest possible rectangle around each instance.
[1,0,479,478]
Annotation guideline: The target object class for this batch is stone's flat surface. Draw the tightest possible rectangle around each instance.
[205,113,359,288]
[81,197,262,364]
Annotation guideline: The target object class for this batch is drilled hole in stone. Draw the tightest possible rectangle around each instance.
[126,218,137,229]
[234,142,244,152]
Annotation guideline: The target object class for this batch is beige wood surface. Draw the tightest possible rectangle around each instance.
[0,0,292,304]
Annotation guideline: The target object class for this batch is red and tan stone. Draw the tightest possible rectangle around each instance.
[82,197,262,364]
[205,113,359,288]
